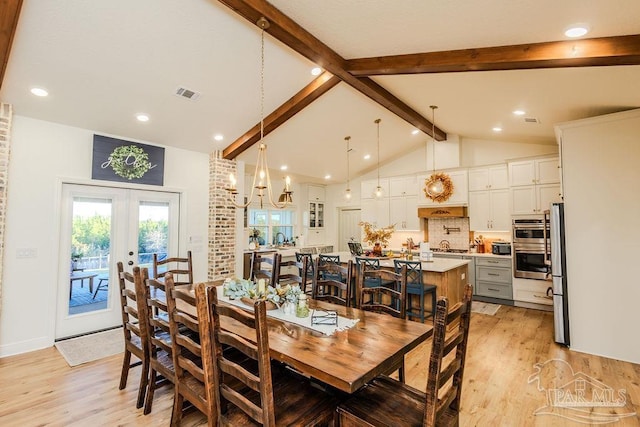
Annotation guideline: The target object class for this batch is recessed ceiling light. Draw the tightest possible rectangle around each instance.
[30,87,48,97]
[513,110,526,116]
[324,174,331,180]
[492,127,503,132]
[411,129,420,135]
[213,134,224,141]
[311,67,322,76]
[136,114,150,122]
[565,25,589,38]
[280,165,288,171]
[364,154,371,160]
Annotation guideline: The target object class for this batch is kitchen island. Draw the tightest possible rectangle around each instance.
[326,252,470,308]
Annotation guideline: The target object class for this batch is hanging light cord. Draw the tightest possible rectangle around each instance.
[431,105,437,172]
[346,136,351,189]
[375,118,381,185]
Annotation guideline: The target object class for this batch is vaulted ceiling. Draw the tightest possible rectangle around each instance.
[1,0,640,184]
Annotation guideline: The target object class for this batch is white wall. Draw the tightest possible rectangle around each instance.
[0,116,209,357]
[557,109,640,364]
[461,138,557,167]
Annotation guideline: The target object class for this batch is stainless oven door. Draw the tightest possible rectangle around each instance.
[513,244,550,280]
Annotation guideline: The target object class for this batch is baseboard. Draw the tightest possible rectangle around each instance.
[0,335,53,358]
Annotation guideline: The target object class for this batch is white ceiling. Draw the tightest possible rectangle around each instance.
[2,0,640,185]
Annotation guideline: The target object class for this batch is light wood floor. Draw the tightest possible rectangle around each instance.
[1,305,638,426]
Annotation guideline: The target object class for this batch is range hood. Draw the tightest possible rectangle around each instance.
[418,206,467,218]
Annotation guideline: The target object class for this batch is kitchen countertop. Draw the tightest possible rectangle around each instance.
[326,252,470,273]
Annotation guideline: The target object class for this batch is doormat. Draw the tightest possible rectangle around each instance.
[471,301,501,316]
[55,327,124,367]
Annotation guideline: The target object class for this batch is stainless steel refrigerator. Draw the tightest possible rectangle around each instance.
[546,202,569,346]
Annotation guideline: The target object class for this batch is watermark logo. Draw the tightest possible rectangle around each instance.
[528,359,636,424]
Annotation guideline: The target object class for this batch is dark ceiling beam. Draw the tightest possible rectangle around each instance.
[217,0,445,157]
[223,71,340,159]
[0,0,23,91]
[346,34,640,76]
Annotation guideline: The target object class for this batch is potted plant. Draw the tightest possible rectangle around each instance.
[359,222,395,256]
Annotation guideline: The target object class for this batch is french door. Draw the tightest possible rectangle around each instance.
[55,184,180,339]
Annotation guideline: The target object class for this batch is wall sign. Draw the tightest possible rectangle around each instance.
[92,135,165,186]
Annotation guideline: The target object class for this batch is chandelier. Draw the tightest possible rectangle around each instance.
[225,17,293,209]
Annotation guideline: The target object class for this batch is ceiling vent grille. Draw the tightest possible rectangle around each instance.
[524,117,540,123]
[175,86,201,101]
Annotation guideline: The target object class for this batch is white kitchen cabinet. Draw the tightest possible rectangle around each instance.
[510,183,562,215]
[468,189,510,231]
[360,197,390,228]
[390,195,419,230]
[509,157,560,187]
[389,175,418,197]
[513,278,553,306]
[417,169,468,206]
[307,184,325,202]
[468,164,508,191]
[306,228,326,245]
[361,178,389,199]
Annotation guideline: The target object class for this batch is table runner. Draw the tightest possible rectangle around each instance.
[216,286,358,335]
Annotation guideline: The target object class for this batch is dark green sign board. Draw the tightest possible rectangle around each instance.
[92,135,165,185]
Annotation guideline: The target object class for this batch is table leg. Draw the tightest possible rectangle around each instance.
[88,277,94,294]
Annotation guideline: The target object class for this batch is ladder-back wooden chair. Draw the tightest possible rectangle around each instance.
[153,251,193,285]
[207,285,339,426]
[250,251,281,288]
[312,257,353,307]
[336,284,474,427]
[116,262,149,409]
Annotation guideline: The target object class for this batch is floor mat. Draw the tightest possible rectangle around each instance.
[55,328,124,367]
[471,301,501,316]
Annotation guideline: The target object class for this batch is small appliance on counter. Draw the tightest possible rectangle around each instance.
[419,241,433,262]
[491,241,511,255]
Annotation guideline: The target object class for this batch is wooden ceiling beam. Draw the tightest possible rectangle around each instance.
[0,0,23,90]
[223,71,340,159]
[217,0,445,157]
[346,34,640,76]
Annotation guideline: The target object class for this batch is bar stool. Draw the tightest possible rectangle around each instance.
[394,259,437,323]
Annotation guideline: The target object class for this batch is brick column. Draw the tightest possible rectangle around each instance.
[0,104,12,314]
[208,151,237,280]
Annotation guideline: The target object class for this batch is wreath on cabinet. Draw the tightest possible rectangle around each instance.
[109,145,152,180]
[423,172,454,203]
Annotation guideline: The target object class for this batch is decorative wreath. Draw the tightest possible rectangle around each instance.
[109,145,152,180]
[423,172,454,203]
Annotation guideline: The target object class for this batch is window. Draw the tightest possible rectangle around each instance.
[248,208,295,246]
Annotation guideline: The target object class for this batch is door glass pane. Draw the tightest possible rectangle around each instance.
[69,197,112,315]
[138,201,170,272]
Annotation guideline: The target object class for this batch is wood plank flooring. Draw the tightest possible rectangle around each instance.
[1,305,638,426]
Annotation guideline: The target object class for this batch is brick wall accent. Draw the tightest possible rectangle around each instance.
[208,151,237,280]
[0,104,13,314]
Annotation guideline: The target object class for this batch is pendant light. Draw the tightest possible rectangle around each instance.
[373,118,384,198]
[225,17,292,209]
[344,136,352,200]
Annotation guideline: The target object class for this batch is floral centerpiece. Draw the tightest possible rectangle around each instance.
[359,221,395,256]
[223,278,302,311]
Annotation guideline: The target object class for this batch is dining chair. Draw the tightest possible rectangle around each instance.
[357,264,408,382]
[116,262,149,409]
[312,257,353,307]
[295,252,314,293]
[138,268,174,415]
[394,259,438,323]
[336,284,474,427]
[250,251,281,288]
[165,274,215,426]
[153,251,193,285]
[278,255,309,293]
[207,284,339,426]
[355,255,390,288]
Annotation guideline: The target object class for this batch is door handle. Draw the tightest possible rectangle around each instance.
[129,251,134,256]
[128,260,134,266]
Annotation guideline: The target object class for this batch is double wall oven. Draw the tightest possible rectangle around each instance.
[512,217,550,280]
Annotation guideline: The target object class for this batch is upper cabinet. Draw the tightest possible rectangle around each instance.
[509,157,560,187]
[307,184,325,202]
[389,175,418,197]
[389,175,419,230]
[301,184,325,228]
[417,169,468,206]
[468,164,508,191]
[361,178,390,199]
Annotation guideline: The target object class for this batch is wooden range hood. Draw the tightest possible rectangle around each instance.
[418,206,467,218]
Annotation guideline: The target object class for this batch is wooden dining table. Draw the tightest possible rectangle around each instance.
[177,281,433,394]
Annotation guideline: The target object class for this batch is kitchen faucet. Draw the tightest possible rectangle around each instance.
[275,232,286,246]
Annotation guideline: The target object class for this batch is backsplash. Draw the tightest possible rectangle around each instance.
[428,217,470,250]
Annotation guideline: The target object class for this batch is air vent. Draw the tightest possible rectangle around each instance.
[174,86,201,101]
[524,117,540,124]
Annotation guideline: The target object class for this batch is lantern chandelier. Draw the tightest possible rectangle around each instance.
[225,17,293,209]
